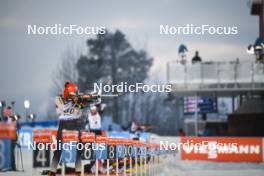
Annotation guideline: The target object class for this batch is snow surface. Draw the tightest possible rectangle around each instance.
[0,135,264,176]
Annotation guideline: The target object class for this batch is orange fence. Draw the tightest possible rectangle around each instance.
[31,129,264,163]
[0,122,17,139]
[31,129,162,175]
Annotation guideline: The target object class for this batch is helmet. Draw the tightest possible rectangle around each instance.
[64,82,78,98]
[90,105,97,115]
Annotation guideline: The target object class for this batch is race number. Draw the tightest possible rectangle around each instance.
[33,145,50,168]
[116,145,125,159]
[96,143,107,160]
[82,142,95,160]
[127,145,133,158]
[61,142,77,163]
[132,146,138,158]
[107,145,116,159]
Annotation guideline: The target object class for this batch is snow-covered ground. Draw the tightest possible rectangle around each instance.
[152,135,264,176]
[155,156,264,176]
[1,135,264,176]
[1,148,264,176]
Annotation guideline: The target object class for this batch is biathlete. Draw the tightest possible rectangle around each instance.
[48,82,99,176]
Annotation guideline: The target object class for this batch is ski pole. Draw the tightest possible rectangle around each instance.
[144,156,147,176]
[61,163,65,176]
[151,145,154,176]
[95,159,99,176]
[140,156,142,176]
[18,143,24,171]
[81,160,84,176]
[116,158,119,176]
[123,142,127,176]
[129,157,132,176]
[135,154,138,175]
[107,159,110,176]
[148,155,151,176]
[129,143,132,176]
[152,156,154,176]
[124,158,126,176]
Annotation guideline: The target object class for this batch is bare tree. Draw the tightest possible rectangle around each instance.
[51,47,80,95]
[46,48,80,119]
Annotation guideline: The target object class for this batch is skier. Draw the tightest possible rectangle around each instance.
[86,103,108,174]
[48,82,99,176]
[87,105,102,135]
[128,120,152,140]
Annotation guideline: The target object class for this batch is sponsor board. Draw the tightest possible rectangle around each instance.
[181,137,263,162]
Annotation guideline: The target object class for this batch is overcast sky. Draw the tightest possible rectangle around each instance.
[0,0,259,118]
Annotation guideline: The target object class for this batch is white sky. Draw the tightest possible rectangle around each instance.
[0,0,259,117]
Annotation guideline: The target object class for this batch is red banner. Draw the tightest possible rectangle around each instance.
[0,122,17,139]
[181,137,263,162]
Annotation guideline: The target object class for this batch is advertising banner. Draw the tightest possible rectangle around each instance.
[181,137,263,162]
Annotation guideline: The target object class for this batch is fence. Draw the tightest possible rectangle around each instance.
[1,124,264,175]
[32,129,170,176]
[167,61,264,91]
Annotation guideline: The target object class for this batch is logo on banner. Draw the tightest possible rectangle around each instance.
[181,137,263,162]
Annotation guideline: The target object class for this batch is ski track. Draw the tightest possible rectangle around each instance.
[1,135,264,176]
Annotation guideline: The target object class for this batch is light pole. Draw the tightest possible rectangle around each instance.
[28,113,36,122]
[24,100,30,122]
[0,101,2,120]
[0,101,6,121]
[11,101,15,117]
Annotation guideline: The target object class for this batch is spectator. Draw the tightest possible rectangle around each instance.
[3,106,17,171]
[3,106,14,123]
[203,123,211,136]
[192,50,202,64]
[178,128,186,136]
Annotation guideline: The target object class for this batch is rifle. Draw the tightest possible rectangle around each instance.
[73,92,118,108]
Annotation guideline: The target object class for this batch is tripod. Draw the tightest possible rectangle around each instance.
[15,123,24,172]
